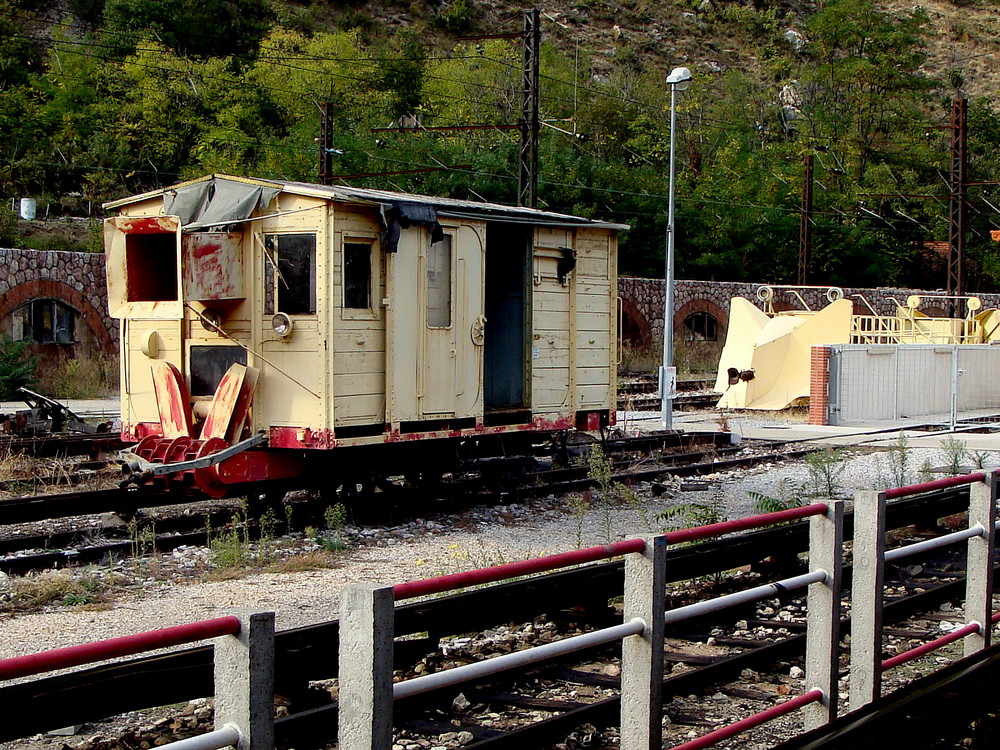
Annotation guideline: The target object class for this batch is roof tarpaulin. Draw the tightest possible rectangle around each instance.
[164,178,279,229]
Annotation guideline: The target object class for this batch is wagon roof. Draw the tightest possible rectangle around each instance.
[104,173,630,231]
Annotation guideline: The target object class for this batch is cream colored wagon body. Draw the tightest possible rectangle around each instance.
[105,175,623,495]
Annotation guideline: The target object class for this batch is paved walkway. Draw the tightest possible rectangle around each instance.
[0,397,119,420]
[620,408,1000,453]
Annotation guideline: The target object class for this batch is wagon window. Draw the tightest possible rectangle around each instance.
[344,242,372,310]
[426,234,452,328]
[265,233,316,315]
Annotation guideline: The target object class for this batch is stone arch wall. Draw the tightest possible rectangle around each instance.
[620,277,1000,348]
[676,298,728,341]
[0,248,117,356]
[620,298,652,346]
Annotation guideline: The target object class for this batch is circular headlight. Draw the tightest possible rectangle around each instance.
[272,312,294,337]
[200,308,224,333]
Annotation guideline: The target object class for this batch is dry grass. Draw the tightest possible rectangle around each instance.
[34,350,119,400]
[3,567,121,612]
[264,551,338,573]
[0,449,27,481]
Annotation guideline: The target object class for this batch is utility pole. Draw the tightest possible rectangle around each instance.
[518,8,541,208]
[318,102,334,186]
[947,97,968,302]
[798,153,814,285]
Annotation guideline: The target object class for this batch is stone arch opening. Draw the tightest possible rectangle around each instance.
[620,298,652,347]
[0,280,115,358]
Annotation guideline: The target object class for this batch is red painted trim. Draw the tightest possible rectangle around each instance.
[269,415,580,450]
[121,422,162,442]
[393,538,647,600]
[665,503,828,546]
[670,689,823,750]
[0,616,241,682]
[882,622,981,670]
[885,473,986,500]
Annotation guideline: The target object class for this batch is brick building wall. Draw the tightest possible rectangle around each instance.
[0,247,117,356]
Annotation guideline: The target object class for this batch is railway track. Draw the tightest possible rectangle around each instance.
[617,375,719,412]
[0,485,976,746]
[0,432,812,574]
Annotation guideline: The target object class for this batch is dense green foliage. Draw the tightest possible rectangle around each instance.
[3,0,1000,289]
[0,337,38,399]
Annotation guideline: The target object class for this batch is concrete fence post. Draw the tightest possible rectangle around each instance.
[849,490,886,712]
[214,610,275,750]
[803,499,844,729]
[339,584,395,750]
[621,536,667,750]
[965,472,997,657]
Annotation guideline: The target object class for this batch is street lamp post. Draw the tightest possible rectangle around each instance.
[661,66,693,431]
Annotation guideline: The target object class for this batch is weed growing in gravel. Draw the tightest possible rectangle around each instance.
[939,437,968,474]
[658,486,726,533]
[887,432,912,488]
[568,494,591,549]
[918,458,935,483]
[207,505,253,573]
[968,450,993,470]
[804,448,848,499]
[586,444,652,542]
[314,503,350,552]
[749,478,803,514]
[128,519,161,579]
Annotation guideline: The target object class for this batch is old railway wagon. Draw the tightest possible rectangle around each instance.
[105,174,624,497]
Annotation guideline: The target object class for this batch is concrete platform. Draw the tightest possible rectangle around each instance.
[0,397,120,420]
[619,409,1000,452]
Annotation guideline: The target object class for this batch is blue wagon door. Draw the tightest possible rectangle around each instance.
[484,222,531,413]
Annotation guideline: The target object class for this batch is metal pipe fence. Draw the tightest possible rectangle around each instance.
[341,502,842,750]
[849,470,998,712]
[0,612,273,750]
[5,469,999,750]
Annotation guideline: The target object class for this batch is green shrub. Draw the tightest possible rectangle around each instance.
[0,337,38,399]
[0,204,19,247]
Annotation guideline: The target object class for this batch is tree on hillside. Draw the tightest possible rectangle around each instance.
[103,0,274,59]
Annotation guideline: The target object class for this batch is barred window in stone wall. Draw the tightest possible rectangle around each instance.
[11,299,77,344]
[683,311,717,342]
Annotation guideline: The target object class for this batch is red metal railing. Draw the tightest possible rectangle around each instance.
[394,503,830,601]
[882,610,1000,671]
[884,473,986,500]
[881,623,981,671]
[670,689,824,750]
[664,503,828,545]
[0,616,241,681]
[393,539,647,600]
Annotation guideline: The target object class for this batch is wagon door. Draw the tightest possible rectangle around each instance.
[388,224,484,423]
[105,216,186,437]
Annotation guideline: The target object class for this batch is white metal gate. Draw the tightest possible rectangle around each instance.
[827,344,1000,425]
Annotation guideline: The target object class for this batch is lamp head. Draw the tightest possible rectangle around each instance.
[666,66,693,91]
